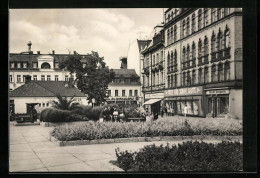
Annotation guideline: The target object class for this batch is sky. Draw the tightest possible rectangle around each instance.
[9,8,164,69]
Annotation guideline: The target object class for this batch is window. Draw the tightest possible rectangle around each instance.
[204,67,208,83]
[23,75,26,83]
[174,74,177,87]
[33,75,37,81]
[170,75,173,88]
[218,63,224,81]
[211,8,216,23]
[11,63,15,68]
[211,32,216,52]
[204,8,209,26]
[182,47,186,64]
[9,75,13,82]
[192,42,196,59]
[65,75,69,81]
[198,39,202,58]
[182,72,186,86]
[41,75,45,81]
[217,8,221,20]
[170,27,173,44]
[198,9,202,30]
[108,90,111,96]
[55,63,59,69]
[187,71,191,86]
[23,63,27,68]
[224,62,230,81]
[182,20,186,38]
[55,75,59,81]
[170,51,174,69]
[191,13,196,33]
[134,90,138,96]
[217,30,224,51]
[192,70,196,85]
[115,90,118,96]
[186,17,190,36]
[43,103,45,107]
[39,103,41,107]
[186,45,190,62]
[224,8,230,16]
[47,75,51,81]
[204,37,209,55]
[211,65,216,82]
[174,25,177,42]
[41,62,51,69]
[224,27,230,48]
[129,90,132,96]
[33,62,38,68]
[198,68,202,84]
[17,63,21,68]
[168,75,171,88]
[174,50,177,69]
[17,75,21,82]
[167,30,170,45]
[122,90,125,96]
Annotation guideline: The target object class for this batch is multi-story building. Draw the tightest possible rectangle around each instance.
[141,8,243,119]
[106,69,141,105]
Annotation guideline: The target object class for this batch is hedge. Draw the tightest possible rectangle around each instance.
[51,118,242,141]
[115,141,243,171]
[40,108,88,122]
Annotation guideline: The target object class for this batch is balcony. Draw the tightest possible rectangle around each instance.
[211,47,231,63]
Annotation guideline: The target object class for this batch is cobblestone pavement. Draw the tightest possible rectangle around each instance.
[9,120,225,172]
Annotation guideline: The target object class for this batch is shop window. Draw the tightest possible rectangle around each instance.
[224,62,230,81]
[186,17,190,36]
[41,75,45,81]
[204,67,208,83]
[211,65,217,82]
[191,13,196,33]
[115,90,118,96]
[174,25,177,42]
[218,63,224,81]
[198,9,202,30]
[134,90,138,96]
[33,75,37,81]
[17,75,21,82]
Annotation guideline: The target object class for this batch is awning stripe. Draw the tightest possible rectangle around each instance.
[143,99,162,105]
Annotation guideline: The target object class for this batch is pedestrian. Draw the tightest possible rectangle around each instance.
[184,104,188,117]
[164,107,168,116]
[32,107,37,122]
[160,107,164,117]
[113,107,119,122]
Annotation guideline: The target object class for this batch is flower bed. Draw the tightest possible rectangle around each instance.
[115,141,243,171]
[50,118,242,141]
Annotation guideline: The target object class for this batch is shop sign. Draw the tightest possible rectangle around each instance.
[164,86,203,97]
[206,89,229,95]
[145,92,164,99]
[108,96,137,101]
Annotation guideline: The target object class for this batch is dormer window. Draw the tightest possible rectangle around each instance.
[17,63,21,68]
[23,63,27,68]
[41,62,51,69]
[11,63,14,68]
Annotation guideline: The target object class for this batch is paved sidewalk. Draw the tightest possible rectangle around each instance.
[9,123,223,172]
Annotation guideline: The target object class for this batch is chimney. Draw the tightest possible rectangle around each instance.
[64,81,69,88]
[52,50,55,54]
[27,41,32,52]
[37,51,40,54]
[68,78,74,88]
[25,75,31,84]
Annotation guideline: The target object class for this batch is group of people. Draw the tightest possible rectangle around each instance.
[100,106,125,122]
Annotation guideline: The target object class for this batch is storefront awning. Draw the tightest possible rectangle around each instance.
[143,99,162,105]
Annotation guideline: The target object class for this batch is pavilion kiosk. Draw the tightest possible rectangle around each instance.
[143,99,162,121]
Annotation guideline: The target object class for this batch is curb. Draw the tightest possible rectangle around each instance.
[49,135,242,147]
[13,121,40,126]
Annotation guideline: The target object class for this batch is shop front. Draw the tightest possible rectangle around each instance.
[143,92,164,120]
[205,88,230,117]
[164,86,205,117]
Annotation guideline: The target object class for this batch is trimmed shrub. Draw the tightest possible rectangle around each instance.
[51,118,242,141]
[40,108,88,122]
[115,141,243,171]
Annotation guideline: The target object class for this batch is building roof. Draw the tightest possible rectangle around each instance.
[9,81,86,97]
[112,69,139,78]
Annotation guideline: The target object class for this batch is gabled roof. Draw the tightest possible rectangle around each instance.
[112,69,139,78]
[10,81,86,97]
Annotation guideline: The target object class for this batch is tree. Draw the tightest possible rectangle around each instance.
[59,51,115,104]
[51,93,75,110]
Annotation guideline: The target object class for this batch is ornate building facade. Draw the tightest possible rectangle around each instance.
[141,8,243,119]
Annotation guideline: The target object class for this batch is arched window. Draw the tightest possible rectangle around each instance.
[174,25,177,42]
[217,29,224,51]
[204,36,209,55]
[171,51,174,69]
[170,75,173,88]
[192,13,196,33]
[204,8,209,26]
[168,14,170,21]
[224,26,230,48]
[224,8,230,16]
[167,52,170,72]
[204,67,208,83]
[174,74,177,87]
[211,8,216,23]
[217,8,221,20]
[198,68,202,84]
[41,62,51,69]
[187,71,191,86]
[211,65,216,82]
[167,30,170,45]
[192,70,196,85]
[211,31,216,53]
[198,9,202,30]
[168,75,171,88]
[186,45,190,63]
[183,72,186,86]
[186,17,190,36]
[170,27,173,44]
[192,42,196,59]
[174,50,177,71]
[198,39,202,58]
[171,11,173,19]
[224,62,230,81]
[218,63,224,81]
[182,20,186,38]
